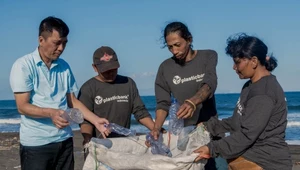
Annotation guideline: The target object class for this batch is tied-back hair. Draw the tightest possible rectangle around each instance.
[161,21,193,48]
[39,16,69,38]
[225,33,277,71]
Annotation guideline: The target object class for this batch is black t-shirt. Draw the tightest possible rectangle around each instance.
[206,75,292,169]
[78,75,151,138]
[155,50,218,126]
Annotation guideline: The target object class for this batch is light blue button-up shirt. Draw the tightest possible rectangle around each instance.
[10,48,78,146]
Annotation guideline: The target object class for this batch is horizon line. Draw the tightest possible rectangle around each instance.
[1,91,299,101]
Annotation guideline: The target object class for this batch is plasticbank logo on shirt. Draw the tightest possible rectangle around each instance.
[172,73,205,85]
[236,97,243,116]
[94,95,129,105]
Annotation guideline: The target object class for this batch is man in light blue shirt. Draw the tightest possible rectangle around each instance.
[10,16,110,170]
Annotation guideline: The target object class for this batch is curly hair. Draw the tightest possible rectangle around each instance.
[225,33,277,71]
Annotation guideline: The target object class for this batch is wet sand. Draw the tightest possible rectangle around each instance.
[0,131,299,170]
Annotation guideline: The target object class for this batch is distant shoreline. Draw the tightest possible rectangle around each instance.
[1,91,299,101]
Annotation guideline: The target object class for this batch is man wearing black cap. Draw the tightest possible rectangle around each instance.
[78,46,155,153]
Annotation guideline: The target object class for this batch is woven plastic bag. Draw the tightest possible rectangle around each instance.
[83,125,210,170]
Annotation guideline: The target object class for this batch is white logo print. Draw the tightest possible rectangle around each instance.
[172,73,205,85]
[173,76,181,85]
[95,96,103,105]
[95,95,130,105]
[236,97,243,116]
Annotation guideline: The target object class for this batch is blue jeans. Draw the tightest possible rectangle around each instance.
[20,137,74,170]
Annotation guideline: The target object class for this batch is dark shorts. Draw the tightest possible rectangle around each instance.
[20,137,74,170]
[205,157,228,170]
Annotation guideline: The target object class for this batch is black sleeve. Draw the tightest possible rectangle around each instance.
[77,82,94,126]
[200,50,218,94]
[208,95,274,159]
[155,63,171,112]
[204,116,234,136]
[130,78,152,121]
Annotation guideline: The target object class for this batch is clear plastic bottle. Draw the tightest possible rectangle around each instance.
[91,137,113,149]
[146,133,172,157]
[104,123,136,137]
[177,125,196,151]
[168,98,184,135]
[62,108,84,124]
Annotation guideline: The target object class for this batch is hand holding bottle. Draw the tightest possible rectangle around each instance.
[94,118,110,139]
[49,108,69,129]
[61,108,84,124]
[146,133,172,157]
[104,123,136,137]
[177,99,197,119]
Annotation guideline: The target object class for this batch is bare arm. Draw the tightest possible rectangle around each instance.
[138,117,155,131]
[150,109,168,140]
[14,92,69,128]
[67,93,110,138]
[177,84,212,119]
[80,123,94,145]
[191,84,212,105]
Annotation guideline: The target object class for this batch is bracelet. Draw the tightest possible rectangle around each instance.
[185,99,197,112]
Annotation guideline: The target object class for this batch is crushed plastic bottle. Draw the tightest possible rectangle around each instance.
[168,98,184,135]
[91,137,113,149]
[62,108,84,124]
[104,123,136,137]
[177,125,196,151]
[146,133,172,157]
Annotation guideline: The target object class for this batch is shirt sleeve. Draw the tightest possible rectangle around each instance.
[10,59,33,92]
[130,78,152,121]
[77,82,94,126]
[208,95,274,159]
[200,50,218,94]
[66,64,78,93]
[204,116,234,136]
[155,63,171,112]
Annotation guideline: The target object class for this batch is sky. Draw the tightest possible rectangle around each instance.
[0,0,299,100]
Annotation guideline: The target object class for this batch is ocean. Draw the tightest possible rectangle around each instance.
[0,92,299,145]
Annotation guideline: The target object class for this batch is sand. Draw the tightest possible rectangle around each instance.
[0,131,85,170]
[0,131,299,170]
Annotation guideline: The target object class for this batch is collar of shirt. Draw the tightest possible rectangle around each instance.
[32,48,59,69]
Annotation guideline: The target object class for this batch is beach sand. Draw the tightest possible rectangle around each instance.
[1,131,299,170]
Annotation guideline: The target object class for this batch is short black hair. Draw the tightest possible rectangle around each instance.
[39,16,69,38]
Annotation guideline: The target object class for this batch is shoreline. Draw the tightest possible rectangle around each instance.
[0,131,299,170]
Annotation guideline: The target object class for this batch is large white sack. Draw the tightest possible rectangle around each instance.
[83,125,210,170]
